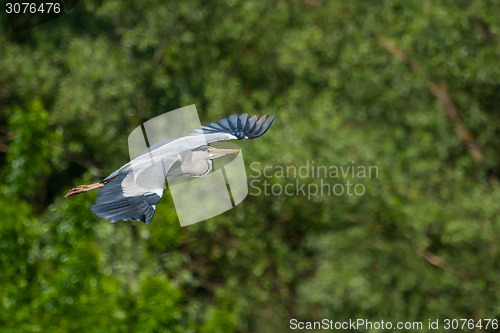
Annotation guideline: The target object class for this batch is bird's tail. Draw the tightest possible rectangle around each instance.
[64,182,104,198]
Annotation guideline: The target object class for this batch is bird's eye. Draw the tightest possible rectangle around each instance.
[208,148,212,152]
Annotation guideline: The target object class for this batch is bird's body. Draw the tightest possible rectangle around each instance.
[65,113,276,224]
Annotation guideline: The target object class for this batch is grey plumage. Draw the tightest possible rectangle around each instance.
[65,113,276,224]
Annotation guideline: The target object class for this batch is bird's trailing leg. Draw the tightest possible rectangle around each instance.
[64,182,105,198]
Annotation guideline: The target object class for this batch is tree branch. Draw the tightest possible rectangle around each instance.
[378,37,483,161]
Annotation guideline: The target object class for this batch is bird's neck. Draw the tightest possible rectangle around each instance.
[181,159,212,178]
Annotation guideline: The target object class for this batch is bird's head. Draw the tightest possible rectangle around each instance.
[194,146,241,160]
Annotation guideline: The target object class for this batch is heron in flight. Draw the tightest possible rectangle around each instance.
[65,113,276,224]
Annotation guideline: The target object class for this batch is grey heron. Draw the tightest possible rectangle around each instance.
[64,113,276,224]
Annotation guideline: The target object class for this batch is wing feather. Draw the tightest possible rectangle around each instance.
[254,114,276,138]
[187,113,276,143]
[92,157,178,224]
[240,113,250,131]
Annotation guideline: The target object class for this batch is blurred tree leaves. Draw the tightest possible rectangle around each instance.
[4,99,57,199]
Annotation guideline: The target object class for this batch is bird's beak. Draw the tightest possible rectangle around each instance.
[210,147,241,159]
[211,147,241,157]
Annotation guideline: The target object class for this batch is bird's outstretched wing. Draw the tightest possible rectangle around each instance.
[188,113,276,143]
[91,157,178,224]
[143,114,277,153]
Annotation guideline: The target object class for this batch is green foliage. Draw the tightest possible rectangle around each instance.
[3,99,59,198]
[1,0,500,332]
